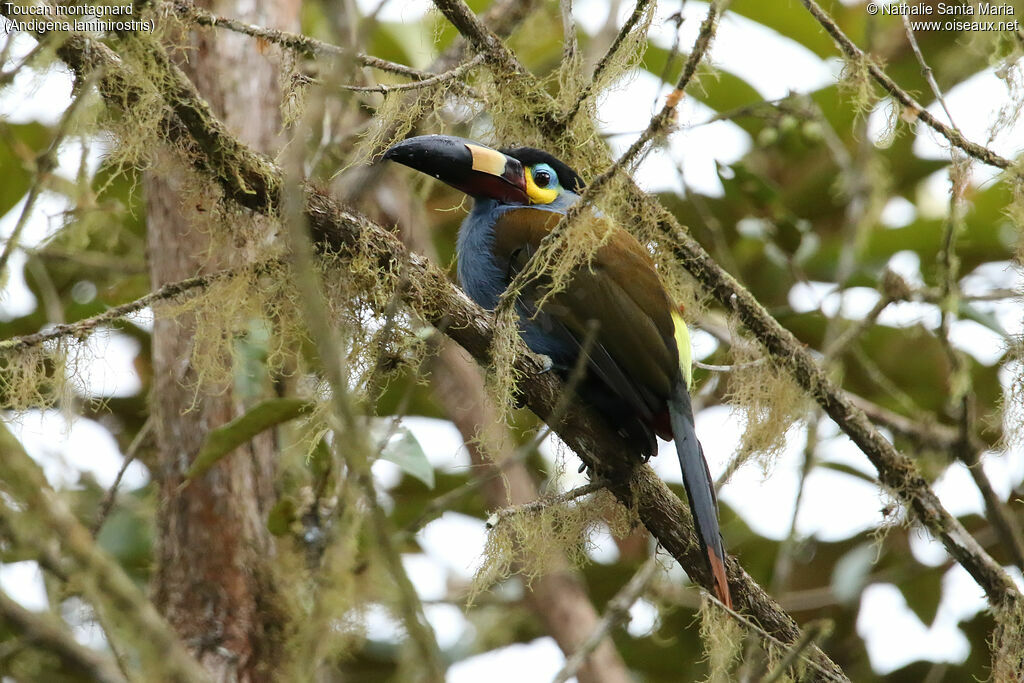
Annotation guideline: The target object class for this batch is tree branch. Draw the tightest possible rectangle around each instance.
[0,423,209,683]
[551,555,659,683]
[21,23,849,679]
[799,0,1022,177]
[0,588,127,683]
[0,260,276,352]
[430,0,1023,616]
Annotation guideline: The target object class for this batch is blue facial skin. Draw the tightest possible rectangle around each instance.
[455,170,580,365]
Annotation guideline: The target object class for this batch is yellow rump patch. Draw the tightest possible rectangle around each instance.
[671,309,693,390]
[525,168,558,204]
[466,144,507,176]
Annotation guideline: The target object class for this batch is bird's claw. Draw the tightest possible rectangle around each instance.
[536,354,554,375]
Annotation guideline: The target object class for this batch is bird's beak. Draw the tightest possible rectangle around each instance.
[383,135,529,205]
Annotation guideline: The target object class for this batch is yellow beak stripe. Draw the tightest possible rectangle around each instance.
[466,144,507,176]
[525,169,558,204]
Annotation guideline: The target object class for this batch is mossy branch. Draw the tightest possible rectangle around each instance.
[799,0,1022,178]
[0,423,209,683]
[551,555,659,683]
[0,261,277,352]
[428,0,1023,620]
[19,23,854,678]
[0,588,128,683]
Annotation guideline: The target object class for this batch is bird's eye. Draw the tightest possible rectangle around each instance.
[533,169,552,188]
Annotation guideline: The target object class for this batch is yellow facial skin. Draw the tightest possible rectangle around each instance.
[525,167,558,205]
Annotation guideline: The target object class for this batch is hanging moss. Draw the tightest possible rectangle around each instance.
[469,488,634,602]
[722,330,810,479]
[699,600,744,683]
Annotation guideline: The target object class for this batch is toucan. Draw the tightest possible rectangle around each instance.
[384,135,731,608]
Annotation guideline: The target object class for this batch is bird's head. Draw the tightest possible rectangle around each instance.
[383,135,584,207]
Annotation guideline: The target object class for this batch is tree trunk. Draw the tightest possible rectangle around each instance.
[145,0,298,679]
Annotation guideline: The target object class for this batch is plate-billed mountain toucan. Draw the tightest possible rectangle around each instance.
[384,135,731,608]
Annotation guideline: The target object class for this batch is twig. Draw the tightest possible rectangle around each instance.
[91,418,153,537]
[559,0,578,69]
[0,589,127,683]
[558,0,656,126]
[170,0,431,80]
[799,0,1021,177]
[761,620,832,683]
[338,53,484,93]
[0,424,209,683]
[900,15,957,128]
[0,71,97,276]
[706,595,847,683]
[0,260,278,352]
[960,436,1024,571]
[0,35,49,85]
[846,393,961,451]
[822,293,893,361]
[485,480,606,529]
[431,0,537,79]
[551,555,659,683]
[693,357,765,373]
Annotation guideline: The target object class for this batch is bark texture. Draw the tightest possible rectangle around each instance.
[145,0,299,678]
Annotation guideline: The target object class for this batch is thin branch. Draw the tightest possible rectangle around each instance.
[0,424,209,683]
[0,589,127,683]
[0,260,276,352]
[0,71,97,276]
[338,53,484,93]
[900,15,957,128]
[761,620,832,683]
[846,393,961,451]
[822,292,893,361]
[485,480,606,529]
[169,0,429,80]
[799,0,1021,177]
[431,0,536,79]
[0,34,50,85]
[551,555,659,683]
[559,0,578,69]
[558,0,655,126]
[693,357,766,373]
[960,435,1024,571]
[91,418,152,537]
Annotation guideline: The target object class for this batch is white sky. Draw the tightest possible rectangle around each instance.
[3,1,1024,679]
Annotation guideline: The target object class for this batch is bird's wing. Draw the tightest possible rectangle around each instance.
[494,207,732,607]
[492,207,682,416]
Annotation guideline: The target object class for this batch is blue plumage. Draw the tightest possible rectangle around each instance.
[384,135,732,608]
[457,193,581,364]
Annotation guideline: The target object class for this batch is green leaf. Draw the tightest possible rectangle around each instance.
[0,121,51,218]
[380,426,434,489]
[901,566,944,627]
[187,398,313,480]
[267,498,297,537]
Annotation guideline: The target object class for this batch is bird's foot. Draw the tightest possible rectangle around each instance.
[536,354,554,375]
[576,460,599,479]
